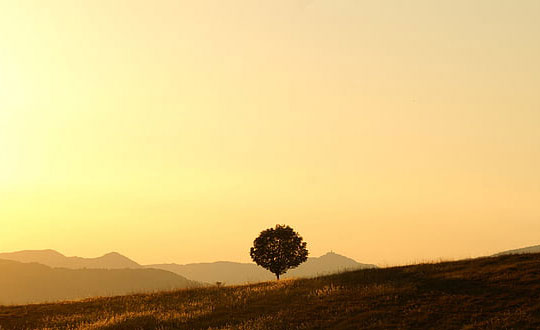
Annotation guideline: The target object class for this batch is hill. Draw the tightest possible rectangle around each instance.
[493,244,540,256]
[0,259,199,305]
[147,252,376,284]
[2,253,539,329]
[0,250,141,269]
[288,252,376,277]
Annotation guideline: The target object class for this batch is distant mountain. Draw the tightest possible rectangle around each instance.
[0,249,376,286]
[0,250,142,269]
[149,261,273,285]
[147,252,377,285]
[493,244,540,257]
[288,252,374,278]
[0,259,200,305]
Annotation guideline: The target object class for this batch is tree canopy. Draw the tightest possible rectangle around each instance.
[250,224,308,280]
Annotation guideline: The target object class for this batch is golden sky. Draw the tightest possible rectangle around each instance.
[1,0,539,265]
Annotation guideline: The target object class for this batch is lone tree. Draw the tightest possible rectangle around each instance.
[250,224,309,280]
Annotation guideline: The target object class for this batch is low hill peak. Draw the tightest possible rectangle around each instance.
[0,249,67,265]
[102,252,127,258]
[0,250,141,269]
[319,251,350,259]
[2,249,64,257]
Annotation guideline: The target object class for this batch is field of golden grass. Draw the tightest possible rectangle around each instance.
[1,253,540,329]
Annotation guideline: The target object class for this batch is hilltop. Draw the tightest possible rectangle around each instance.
[0,250,142,269]
[1,253,539,329]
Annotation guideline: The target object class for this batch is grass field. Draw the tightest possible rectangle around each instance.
[1,253,540,329]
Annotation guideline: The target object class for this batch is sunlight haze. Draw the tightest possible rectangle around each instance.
[1,0,539,266]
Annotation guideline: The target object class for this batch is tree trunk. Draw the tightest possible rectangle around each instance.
[276,273,280,280]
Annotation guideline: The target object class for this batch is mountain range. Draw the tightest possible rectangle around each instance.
[0,250,376,286]
[147,252,377,285]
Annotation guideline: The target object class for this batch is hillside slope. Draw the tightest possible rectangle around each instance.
[0,250,142,269]
[0,259,199,305]
[1,253,540,329]
[148,252,376,284]
[493,244,540,256]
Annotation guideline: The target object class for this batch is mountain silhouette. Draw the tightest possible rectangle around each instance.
[0,259,199,305]
[287,252,373,277]
[493,244,540,256]
[147,252,376,285]
[0,250,142,269]
[0,250,376,286]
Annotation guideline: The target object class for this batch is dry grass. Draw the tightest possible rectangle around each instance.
[1,253,540,329]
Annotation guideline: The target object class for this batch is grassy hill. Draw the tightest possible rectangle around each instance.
[1,253,540,329]
[493,244,540,256]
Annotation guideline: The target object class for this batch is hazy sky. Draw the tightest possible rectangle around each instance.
[1,0,539,266]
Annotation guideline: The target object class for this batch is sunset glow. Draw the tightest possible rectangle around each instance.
[1,0,539,266]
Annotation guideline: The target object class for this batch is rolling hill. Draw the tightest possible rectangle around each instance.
[0,250,141,269]
[147,252,377,284]
[0,259,199,305]
[1,253,539,329]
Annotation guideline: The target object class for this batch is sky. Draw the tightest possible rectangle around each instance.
[1,0,539,266]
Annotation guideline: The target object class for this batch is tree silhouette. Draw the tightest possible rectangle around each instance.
[250,224,309,280]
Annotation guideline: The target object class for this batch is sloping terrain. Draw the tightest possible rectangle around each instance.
[1,253,539,329]
[0,259,200,305]
[493,244,540,256]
